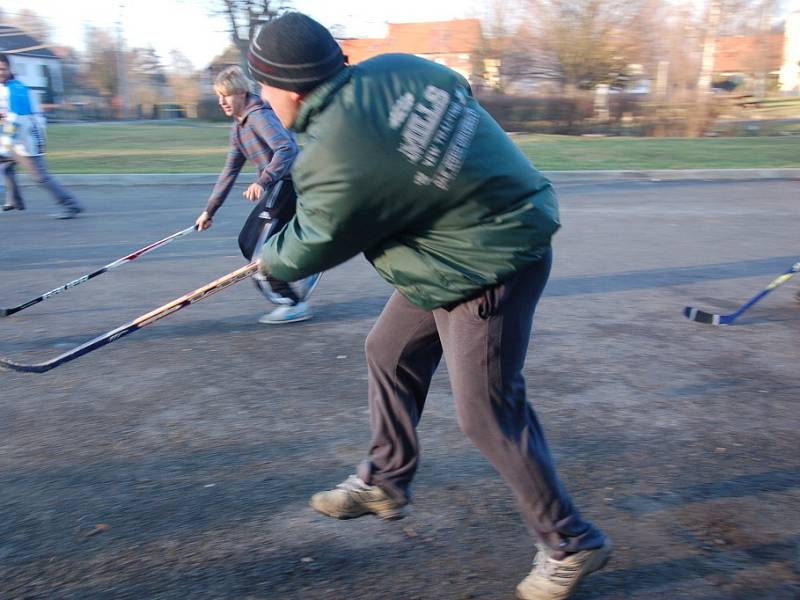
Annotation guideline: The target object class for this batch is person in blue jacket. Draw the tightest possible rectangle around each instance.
[0,53,83,219]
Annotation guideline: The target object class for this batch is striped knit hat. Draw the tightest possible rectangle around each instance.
[248,12,346,93]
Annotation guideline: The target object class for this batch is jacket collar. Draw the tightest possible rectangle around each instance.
[293,67,352,133]
[238,92,263,124]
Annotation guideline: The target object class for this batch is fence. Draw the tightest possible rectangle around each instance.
[42,93,800,136]
[44,102,197,122]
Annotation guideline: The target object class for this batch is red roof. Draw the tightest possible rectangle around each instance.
[340,19,482,65]
[339,38,391,64]
[714,33,784,73]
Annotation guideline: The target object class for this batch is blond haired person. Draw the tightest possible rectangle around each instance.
[196,66,318,323]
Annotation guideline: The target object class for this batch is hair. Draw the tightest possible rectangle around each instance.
[0,53,14,78]
[213,65,252,96]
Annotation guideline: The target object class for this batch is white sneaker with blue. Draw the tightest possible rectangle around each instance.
[296,272,322,301]
[258,301,311,324]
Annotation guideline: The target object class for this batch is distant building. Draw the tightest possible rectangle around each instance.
[338,19,486,84]
[201,45,245,95]
[713,12,800,95]
[713,33,784,84]
[0,24,63,106]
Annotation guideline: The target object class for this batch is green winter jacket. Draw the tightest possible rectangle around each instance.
[262,54,560,310]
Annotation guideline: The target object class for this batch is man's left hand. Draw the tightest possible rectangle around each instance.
[244,182,264,202]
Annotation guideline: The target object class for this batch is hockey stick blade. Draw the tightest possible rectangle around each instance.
[0,262,258,373]
[0,225,197,317]
[683,260,800,326]
[682,306,731,326]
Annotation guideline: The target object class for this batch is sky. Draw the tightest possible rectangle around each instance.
[2,0,797,70]
[0,0,486,70]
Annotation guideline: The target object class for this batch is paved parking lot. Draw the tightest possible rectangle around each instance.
[1,178,798,599]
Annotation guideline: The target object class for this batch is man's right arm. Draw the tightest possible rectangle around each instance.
[198,135,247,228]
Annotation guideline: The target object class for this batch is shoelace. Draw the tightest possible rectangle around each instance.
[336,475,371,493]
[533,553,585,588]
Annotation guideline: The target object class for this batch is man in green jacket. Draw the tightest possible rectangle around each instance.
[248,12,611,600]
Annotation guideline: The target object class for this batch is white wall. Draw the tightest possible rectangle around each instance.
[779,10,800,93]
[6,54,64,105]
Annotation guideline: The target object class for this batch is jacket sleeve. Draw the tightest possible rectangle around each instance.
[250,108,298,188]
[260,145,413,281]
[204,128,246,216]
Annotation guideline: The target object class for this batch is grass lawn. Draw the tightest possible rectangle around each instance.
[42,121,800,173]
[513,134,800,170]
[46,122,236,174]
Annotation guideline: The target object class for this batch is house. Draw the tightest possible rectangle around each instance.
[203,45,243,88]
[712,11,800,95]
[713,33,784,85]
[0,24,63,106]
[338,19,485,84]
[200,44,255,100]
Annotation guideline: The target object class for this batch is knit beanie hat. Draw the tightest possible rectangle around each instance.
[248,12,346,93]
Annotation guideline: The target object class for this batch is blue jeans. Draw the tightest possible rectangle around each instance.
[1,154,81,210]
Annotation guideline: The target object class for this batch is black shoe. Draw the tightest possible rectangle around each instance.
[2,204,24,211]
[54,206,83,220]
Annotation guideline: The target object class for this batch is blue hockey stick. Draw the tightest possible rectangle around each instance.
[683,260,800,325]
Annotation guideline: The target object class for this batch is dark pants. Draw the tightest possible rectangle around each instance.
[358,249,606,554]
[238,179,299,305]
[1,154,81,210]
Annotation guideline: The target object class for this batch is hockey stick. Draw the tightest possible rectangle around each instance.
[0,262,258,373]
[1,225,197,317]
[683,260,800,325]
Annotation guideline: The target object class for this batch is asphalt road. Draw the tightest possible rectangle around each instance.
[1,179,798,599]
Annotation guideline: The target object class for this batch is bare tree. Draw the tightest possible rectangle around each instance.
[522,0,649,90]
[218,0,292,68]
[167,50,202,117]
[697,0,723,95]
[127,46,169,116]
[9,8,53,42]
[751,0,780,97]
[82,25,119,98]
[657,2,704,95]
[614,0,668,81]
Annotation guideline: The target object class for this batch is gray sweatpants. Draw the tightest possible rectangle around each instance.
[1,154,81,210]
[357,249,606,554]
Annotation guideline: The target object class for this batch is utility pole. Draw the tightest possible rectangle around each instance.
[116,2,130,119]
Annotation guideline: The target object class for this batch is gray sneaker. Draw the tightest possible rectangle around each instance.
[54,206,83,220]
[516,540,612,600]
[310,475,406,521]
